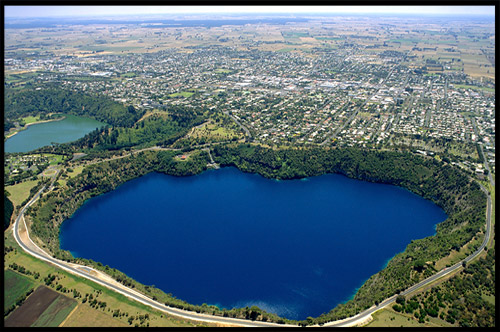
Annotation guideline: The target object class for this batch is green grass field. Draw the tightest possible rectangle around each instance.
[168,91,194,98]
[214,68,233,74]
[4,269,36,309]
[41,154,66,165]
[365,308,448,327]
[31,295,78,327]
[60,165,86,187]
[189,123,240,140]
[5,180,39,207]
[120,72,137,78]
[61,304,128,327]
[20,115,41,125]
[365,309,422,327]
[67,165,85,178]
[453,84,495,93]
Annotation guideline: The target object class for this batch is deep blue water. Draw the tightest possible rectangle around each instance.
[4,115,105,153]
[59,167,447,320]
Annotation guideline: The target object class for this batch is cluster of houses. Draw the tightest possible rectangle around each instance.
[5,39,494,173]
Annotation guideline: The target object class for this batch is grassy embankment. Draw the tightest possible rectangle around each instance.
[366,307,451,327]
[4,269,36,309]
[5,180,39,207]
[58,165,85,187]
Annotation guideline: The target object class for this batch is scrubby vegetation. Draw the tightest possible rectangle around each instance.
[391,248,495,327]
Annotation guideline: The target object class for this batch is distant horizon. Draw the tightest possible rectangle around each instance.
[4,5,496,19]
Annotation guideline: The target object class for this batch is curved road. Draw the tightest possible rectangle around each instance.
[12,155,493,328]
[11,175,292,327]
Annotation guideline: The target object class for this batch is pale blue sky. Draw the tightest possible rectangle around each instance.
[4,5,495,18]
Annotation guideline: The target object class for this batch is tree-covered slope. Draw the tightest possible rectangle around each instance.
[4,88,142,128]
[24,144,487,325]
[211,144,487,323]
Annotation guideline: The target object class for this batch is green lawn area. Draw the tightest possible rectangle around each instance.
[481,293,495,306]
[120,72,137,78]
[459,111,476,117]
[5,180,39,207]
[168,91,194,98]
[187,122,240,141]
[20,115,41,125]
[66,165,85,179]
[214,68,232,74]
[4,269,36,309]
[41,154,65,165]
[453,84,495,93]
[283,32,309,38]
[388,38,422,44]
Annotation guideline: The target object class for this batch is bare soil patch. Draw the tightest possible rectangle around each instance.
[31,292,77,327]
[4,285,58,327]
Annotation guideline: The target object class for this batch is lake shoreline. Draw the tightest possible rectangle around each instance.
[5,116,67,140]
[60,167,446,320]
[27,145,485,324]
[4,114,106,153]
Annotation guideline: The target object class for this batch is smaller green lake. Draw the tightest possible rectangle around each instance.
[4,114,106,153]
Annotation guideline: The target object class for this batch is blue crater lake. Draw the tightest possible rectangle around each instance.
[4,114,106,153]
[59,167,447,320]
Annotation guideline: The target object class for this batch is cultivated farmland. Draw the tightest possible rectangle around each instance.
[4,285,66,327]
[4,269,35,309]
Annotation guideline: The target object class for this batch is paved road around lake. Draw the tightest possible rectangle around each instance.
[12,148,493,327]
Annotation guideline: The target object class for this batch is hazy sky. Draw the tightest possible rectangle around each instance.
[4,5,496,18]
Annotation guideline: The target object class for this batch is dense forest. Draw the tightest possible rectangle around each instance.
[4,193,14,230]
[4,87,142,128]
[23,143,488,325]
[72,108,206,151]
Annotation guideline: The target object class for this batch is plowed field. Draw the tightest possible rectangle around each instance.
[4,285,76,327]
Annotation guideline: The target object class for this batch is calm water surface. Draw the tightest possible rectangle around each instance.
[4,114,106,153]
[60,167,447,320]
